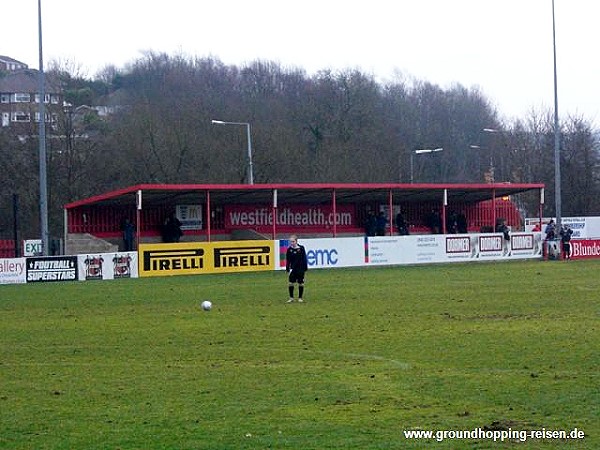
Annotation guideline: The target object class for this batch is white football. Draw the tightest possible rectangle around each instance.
[201,300,212,311]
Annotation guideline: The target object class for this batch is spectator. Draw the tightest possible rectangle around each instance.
[375,211,388,236]
[560,225,573,260]
[495,218,510,241]
[396,210,409,235]
[425,209,442,234]
[162,213,183,243]
[446,210,458,234]
[121,217,135,251]
[456,212,468,234]
[364,210,377,237]
[544,219,556,241]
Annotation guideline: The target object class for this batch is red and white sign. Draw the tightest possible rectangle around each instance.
[225,204,356,231]
[570,239,600,259]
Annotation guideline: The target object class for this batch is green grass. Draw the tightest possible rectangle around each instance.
[1,260,599,449]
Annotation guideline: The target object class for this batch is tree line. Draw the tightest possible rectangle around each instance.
[1,52,599,239]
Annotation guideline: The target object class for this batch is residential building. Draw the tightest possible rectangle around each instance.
[0,55,28,72]
[0,69,62,131]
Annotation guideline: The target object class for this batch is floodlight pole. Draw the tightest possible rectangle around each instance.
[38,0,49,255]
[211,120,254,184]
[552,0,561,229]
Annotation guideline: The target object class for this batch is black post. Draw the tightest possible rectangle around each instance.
[13,193,19,257]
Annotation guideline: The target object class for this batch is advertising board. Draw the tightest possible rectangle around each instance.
[364,233,542,266]
[26,256,78,283]
[570,239,600,259]
[278,237,364,270]
[77,252,139,280]
[2,232,547,285]
[226,204,356,232]
[0,258,26,284]
[176,204,203,230]
[525,216,600,238]
[139,240,275,277]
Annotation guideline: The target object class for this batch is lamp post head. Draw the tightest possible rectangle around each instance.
[415,147,443,154]
[211,119,249,126]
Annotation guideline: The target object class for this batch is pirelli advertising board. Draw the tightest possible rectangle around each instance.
[139,240,275,277]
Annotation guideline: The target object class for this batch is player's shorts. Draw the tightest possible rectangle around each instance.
[288,271,305,284]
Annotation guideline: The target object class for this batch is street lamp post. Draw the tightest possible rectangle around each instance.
[410,148,443,183]
[470,127,500,183]
[211,120,254,184]
[469,144,494,183]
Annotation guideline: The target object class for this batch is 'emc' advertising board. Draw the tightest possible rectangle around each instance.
[278,237,364,270]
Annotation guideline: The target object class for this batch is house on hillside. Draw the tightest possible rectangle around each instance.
[0,55,28,72]
[94,88,130,117]
[0,69,63,131]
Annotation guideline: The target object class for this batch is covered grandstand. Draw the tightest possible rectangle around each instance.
[63,182,545,251]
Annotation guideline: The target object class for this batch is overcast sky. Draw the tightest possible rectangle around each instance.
[5,0,599,126]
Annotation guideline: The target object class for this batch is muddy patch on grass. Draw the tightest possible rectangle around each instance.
[483,419,535,431]
[441,312,540,321]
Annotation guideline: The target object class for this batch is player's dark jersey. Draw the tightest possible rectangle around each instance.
[286,244,308,274]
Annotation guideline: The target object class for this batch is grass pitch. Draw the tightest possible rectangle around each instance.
[1,260,599,449]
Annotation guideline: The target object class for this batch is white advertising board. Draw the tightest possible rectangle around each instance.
[525,216,600,239]
[365,233,542,266]
[77,252,139,281]
[561,217,600,239]
[281,232,542,272]
[176,204,203,230]
[365,236,415,265]
[277,237,364,270]
[0,258,27,284]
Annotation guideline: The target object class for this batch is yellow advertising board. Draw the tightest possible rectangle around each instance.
[139,240,275,277]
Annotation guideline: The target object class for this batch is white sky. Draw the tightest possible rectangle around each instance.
[5,0,599,126]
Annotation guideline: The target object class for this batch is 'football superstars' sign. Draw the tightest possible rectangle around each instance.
[26,256,78,282]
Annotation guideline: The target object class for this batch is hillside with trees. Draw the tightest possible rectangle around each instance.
[1,52,599,240]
